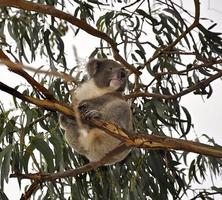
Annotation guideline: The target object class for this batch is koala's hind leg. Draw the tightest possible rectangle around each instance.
[59,114,87,155]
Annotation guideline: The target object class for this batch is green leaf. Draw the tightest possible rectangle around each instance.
[180,106,192,136]
[49,135,63,170]
[131,53,138,62]
[45,0,55,6]
[43,29,54,60]
[136,9,158,25]
[30,136,55,172]
[89,48,99,58]
[104,11,114,27]
[0,190,9,200]
[23,144,34,173]
[23,136,55,173]
[211,186,222,194]
[0,145,13,188]
[1,145,13,184]
[50,25,64,62]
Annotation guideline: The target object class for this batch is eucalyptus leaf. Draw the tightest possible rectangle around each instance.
[30,136,55,172]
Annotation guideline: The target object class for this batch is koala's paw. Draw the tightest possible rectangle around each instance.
[78,102,101,119]
[78,101,89,114]
[84,110,101,120]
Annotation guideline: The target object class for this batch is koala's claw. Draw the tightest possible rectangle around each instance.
[78,102,88,113]
[83,110,101,120]
[78,101,101,119]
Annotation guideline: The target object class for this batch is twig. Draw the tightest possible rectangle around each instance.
[126,69,222,100]
[27,112,52,128]
[0,49,55,100]
[0,59,77,84]
[155,60,222,76]
[20,181,40,200]
[144,0,200,66]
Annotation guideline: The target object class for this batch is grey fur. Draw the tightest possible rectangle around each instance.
[59,59,133,165]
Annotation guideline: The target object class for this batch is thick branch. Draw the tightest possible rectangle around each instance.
[89,119,222,157]
[0,0,140,75]
[9,131,222,184]
[1,81,222,158]
[0,81,73,117]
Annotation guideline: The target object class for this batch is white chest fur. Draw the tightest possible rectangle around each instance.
[74,79,113,102]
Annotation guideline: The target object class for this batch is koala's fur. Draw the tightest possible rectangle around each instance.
[60,59,133,165]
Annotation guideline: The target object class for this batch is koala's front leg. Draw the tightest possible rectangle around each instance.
[59,114,77,129]
[78,101,102,119]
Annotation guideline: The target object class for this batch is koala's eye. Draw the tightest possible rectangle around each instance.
[109,67,113,71]
[119,68,126,78]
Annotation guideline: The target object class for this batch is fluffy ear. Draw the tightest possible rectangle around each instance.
[86,59,102,77]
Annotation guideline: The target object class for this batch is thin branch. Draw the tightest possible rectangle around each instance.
[0,0,140,75]
[145,0,200,66]
[0,59,77,84]
[0,50,55,100]
[11,143,129,181]
[20,181,40,200]
[27,112,52,128]
[126,69,222,100]
[155,60,222,76]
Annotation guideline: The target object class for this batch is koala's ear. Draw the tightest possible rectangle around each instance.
[86,59,102,77]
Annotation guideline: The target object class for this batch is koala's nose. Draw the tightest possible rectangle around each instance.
[118,69,126,79]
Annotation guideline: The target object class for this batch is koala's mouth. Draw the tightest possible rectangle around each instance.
[109,78,123,88]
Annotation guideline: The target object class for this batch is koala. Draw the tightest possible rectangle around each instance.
[60,59,133,165]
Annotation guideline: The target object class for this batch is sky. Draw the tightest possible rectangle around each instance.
[1,0,222,199]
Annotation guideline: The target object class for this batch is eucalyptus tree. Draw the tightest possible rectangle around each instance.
[0,0,222,199]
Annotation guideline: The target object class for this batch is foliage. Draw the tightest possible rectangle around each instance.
[0,0,222,199]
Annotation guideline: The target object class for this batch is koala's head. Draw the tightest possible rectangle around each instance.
[86,59,127,92]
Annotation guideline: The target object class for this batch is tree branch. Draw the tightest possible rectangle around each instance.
[145,0,200,66]
[0,57,222,158]
[0,49,55,100]
[1,57,221,199]
[155,59,222,77]
[1,81,222,158]
[126,68,222,100]
[9,130,222,183]
[20,181,40,200]
[0,81,74,117]
[0,0,140,75]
